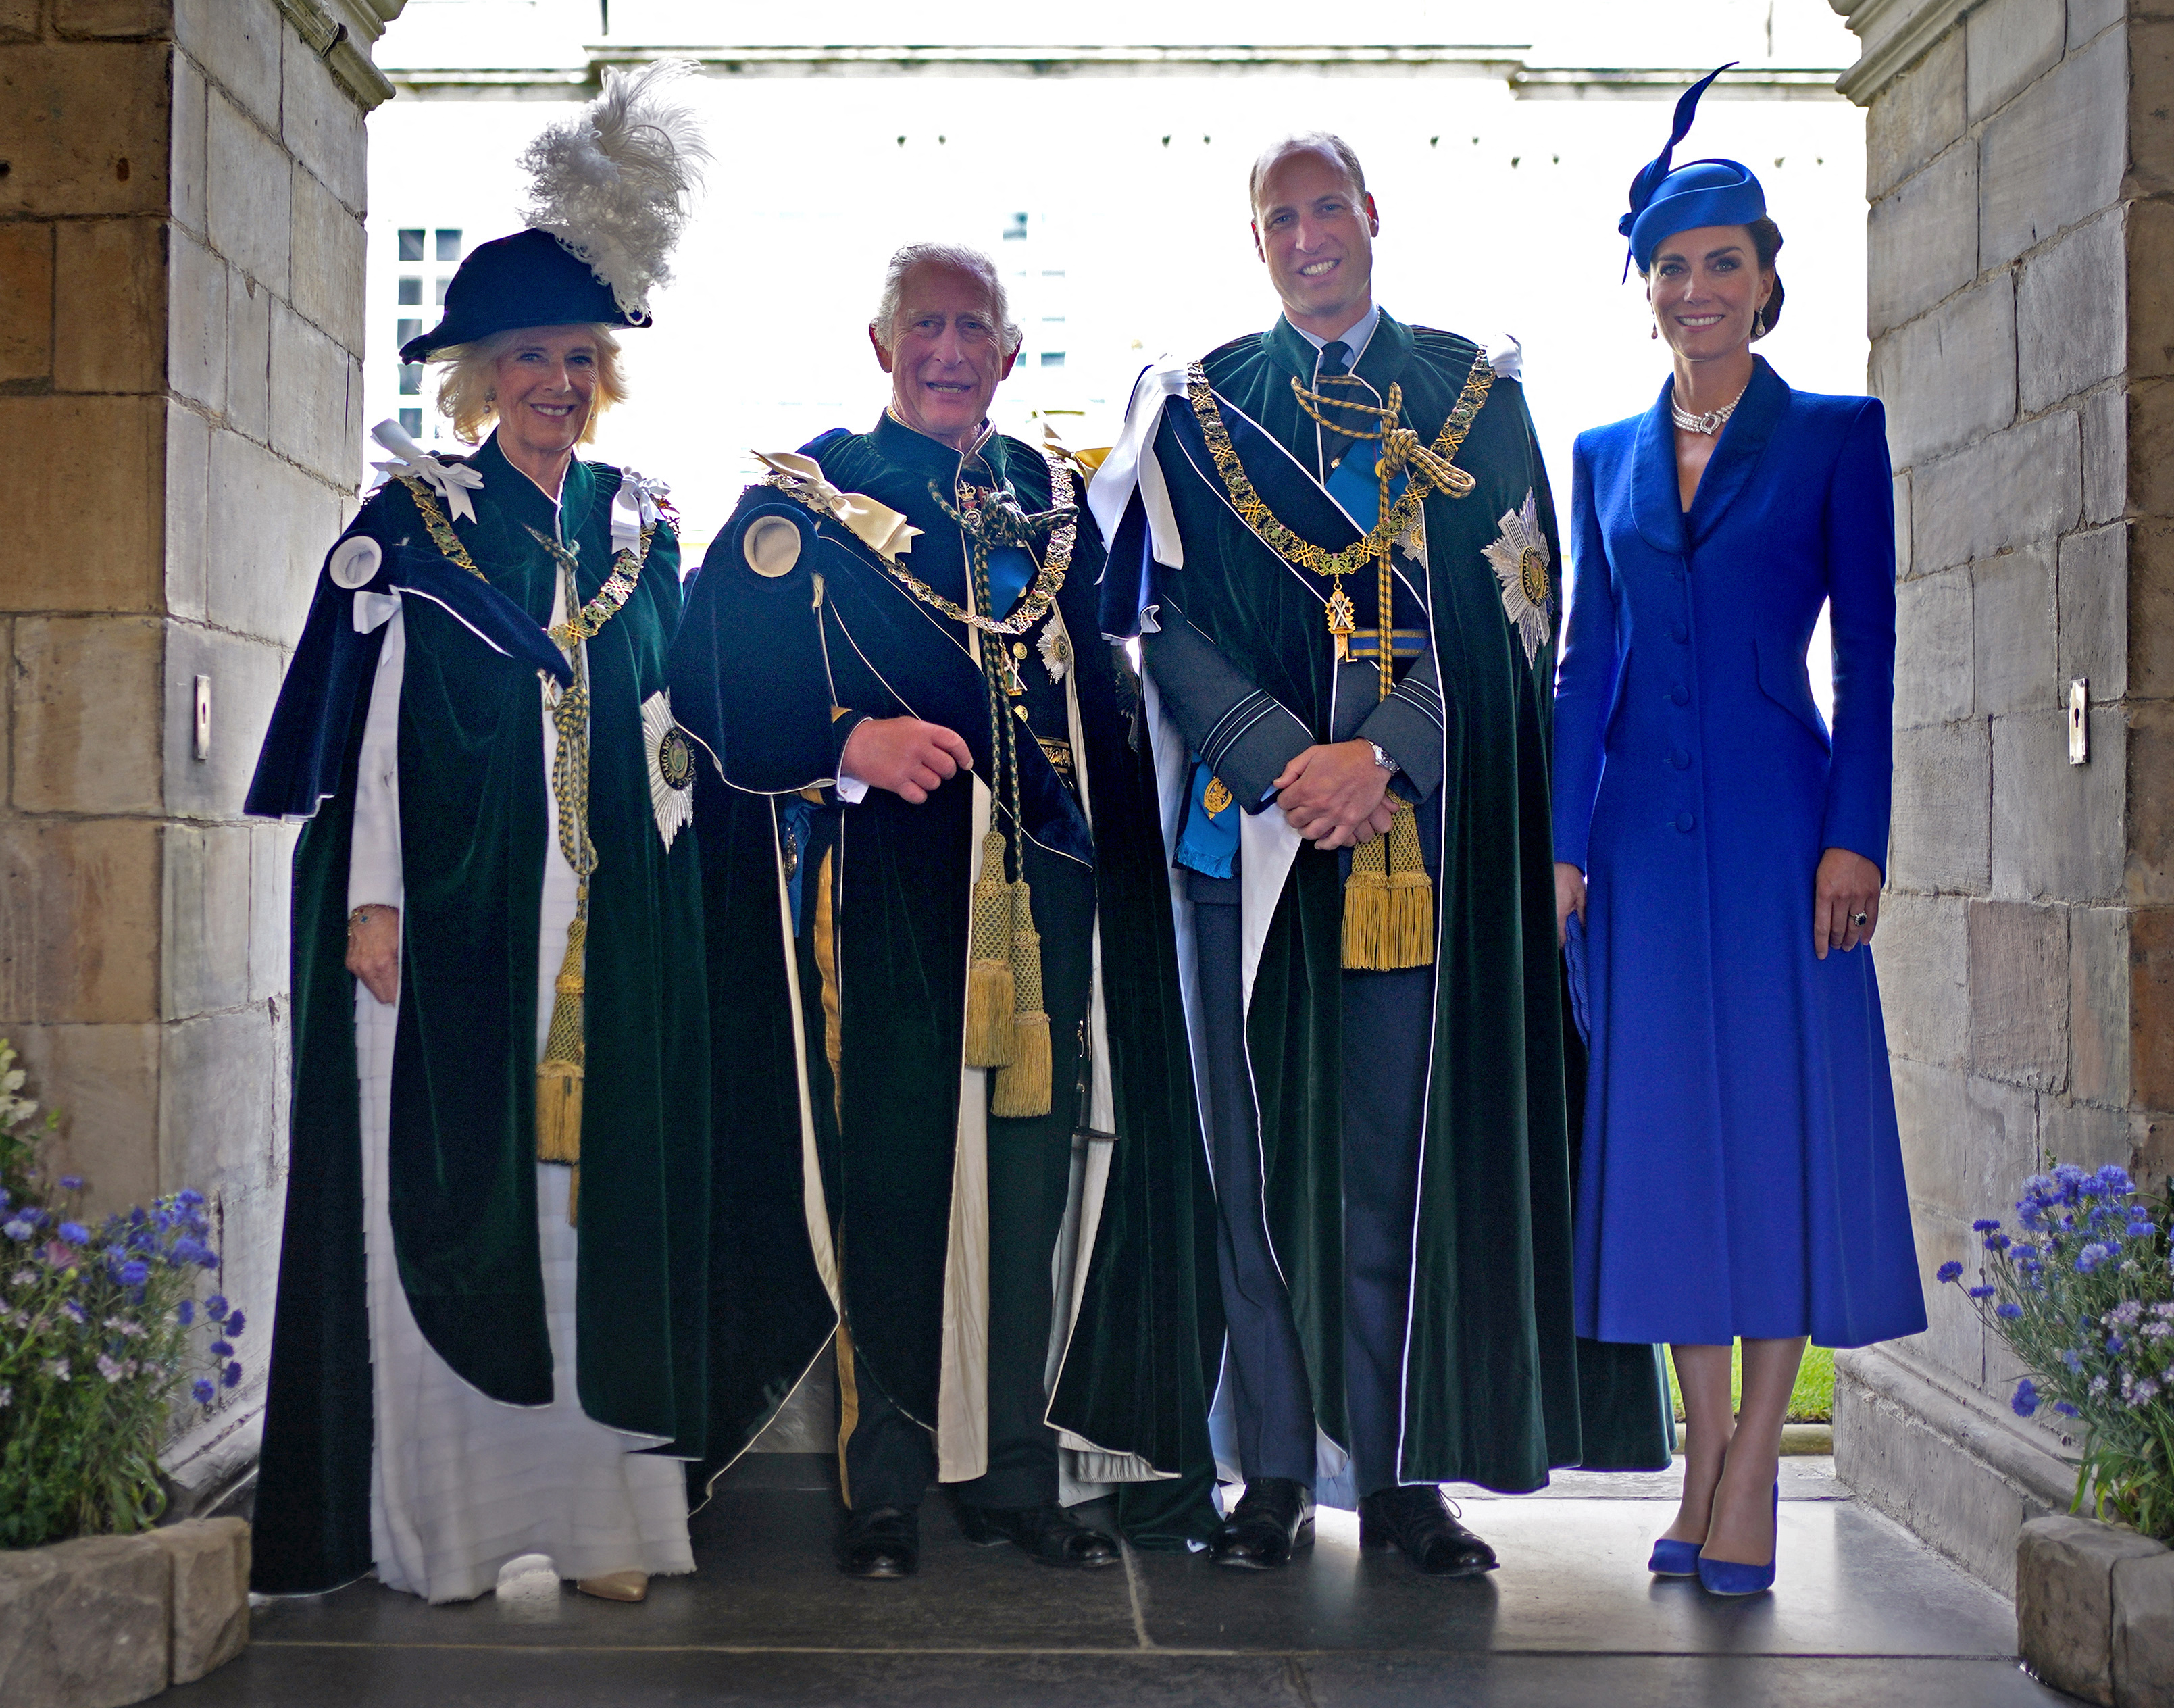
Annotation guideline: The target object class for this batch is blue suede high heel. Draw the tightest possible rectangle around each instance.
[1696,1483,1779,1596]
[1647,1537,1701,1576]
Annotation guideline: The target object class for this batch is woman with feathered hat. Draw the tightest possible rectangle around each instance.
[1551,68,1925,1597]
[244,63,713,1605]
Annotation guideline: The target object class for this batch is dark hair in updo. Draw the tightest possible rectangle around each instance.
[1638,215,1786,336]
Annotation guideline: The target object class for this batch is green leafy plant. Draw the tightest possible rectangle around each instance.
[1938,1163,2174,1542]
[0,1041,241,1549]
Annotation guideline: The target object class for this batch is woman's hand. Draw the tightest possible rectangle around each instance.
[840,716,973,805]
[1814,847,1881,960]
[1555,862,1587,948]
[347,905,401,1006]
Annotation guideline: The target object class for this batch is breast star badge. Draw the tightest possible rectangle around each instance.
[1482,491,1554,668]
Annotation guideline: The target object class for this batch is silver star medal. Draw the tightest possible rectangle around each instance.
[1038,619,1071,685]
[1482,491,1554,667]
[642,690,694,850]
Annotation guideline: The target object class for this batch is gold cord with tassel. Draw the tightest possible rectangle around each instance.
[964,828,1017,1067]
[1342,798,1434,971]
[991,874,1052,1117]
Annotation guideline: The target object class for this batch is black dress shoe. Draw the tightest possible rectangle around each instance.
[1210,1476,1314,1570]
[1358,1485,1498,1576]
[955,1501,1121,1568]
[838,1505,919,1578]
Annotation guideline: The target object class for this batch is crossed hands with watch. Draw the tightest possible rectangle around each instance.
[1273,739,1400,850]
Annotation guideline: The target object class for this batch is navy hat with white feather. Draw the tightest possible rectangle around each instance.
[399,59,708,363]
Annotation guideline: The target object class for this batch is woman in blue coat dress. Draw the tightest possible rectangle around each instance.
[1552,72,1926,1597]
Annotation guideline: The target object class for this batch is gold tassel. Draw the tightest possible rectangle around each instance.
[991,880,1052,1117]
[964,830,1017,1068]
[1342,803,1434,971]
[536,909,587,1224]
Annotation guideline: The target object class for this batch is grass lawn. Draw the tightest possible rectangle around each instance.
[1665,1342,1836,1423]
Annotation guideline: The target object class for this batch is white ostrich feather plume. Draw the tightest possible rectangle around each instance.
[520,58,709,319]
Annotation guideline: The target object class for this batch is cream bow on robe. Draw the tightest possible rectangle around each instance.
[753,450,922,563]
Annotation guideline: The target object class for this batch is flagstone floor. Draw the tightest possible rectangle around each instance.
[175,1459,2080,1707]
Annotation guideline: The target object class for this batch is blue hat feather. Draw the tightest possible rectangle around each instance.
[1620,64,1766,277]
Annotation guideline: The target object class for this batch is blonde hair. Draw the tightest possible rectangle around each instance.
[432,323,627,445]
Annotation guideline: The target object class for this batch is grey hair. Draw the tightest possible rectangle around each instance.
[1248,132,1369,216]
[870,242,1022,357]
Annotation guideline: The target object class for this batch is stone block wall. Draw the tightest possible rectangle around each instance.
[0,0,401,1483]
[1831,0,2174,1590]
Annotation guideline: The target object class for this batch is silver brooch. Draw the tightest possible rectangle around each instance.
[1482,491,1554,668]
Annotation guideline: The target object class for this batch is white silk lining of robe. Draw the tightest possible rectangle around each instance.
[347,565,692,1605]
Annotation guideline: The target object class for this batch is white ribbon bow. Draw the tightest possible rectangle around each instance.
[611,468,669,554]
[753,449,921,562]
[369,418,485,525]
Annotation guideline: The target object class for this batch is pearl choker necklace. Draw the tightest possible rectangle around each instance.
[1671,384,1748,436]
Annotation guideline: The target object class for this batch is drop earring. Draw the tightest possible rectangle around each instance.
[1752,308,1766,339]
[1650,322,1659,341]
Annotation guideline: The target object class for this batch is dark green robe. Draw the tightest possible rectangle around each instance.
[673,418,1223,1543]
[1094,316,1672,1488]
[247,434,712,1594]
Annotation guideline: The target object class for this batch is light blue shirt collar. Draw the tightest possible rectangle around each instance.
[1292,303,1382,369]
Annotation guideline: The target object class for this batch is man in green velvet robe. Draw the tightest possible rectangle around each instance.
[1088,133,1673,1576]
[673,244,1221,1578]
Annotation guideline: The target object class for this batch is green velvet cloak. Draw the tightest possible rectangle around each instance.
[1134,316,1671,1487]
[250,435,712,1594]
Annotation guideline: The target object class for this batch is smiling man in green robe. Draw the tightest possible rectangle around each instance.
[1088,132,1673,1576]
[673,243,1221,1578]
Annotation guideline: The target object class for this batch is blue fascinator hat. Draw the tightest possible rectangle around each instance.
[1619,64,1768,276]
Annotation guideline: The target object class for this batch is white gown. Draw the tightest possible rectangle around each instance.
[346,524,694,1604]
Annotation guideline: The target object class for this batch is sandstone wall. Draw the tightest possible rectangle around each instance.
[0,0,399,1492]
[1832,0,2174,1591]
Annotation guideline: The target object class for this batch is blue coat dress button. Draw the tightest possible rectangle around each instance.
[1671,622,1688,643]
[1670,684,1690,705]
[1675,812,1695,833]
[1669,749,1690,770]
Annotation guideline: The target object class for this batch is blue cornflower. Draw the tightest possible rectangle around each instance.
[176,1190,204,1209]
[2054,1401,2081,1417]
[2064,1349,2085,1372]
[221,1361,241,1388]
[2,1218,31,1242]
[2129,1222,2157,1239]
[0,1188,10,1211]
[2093,1164,2135,1196]
[205,1294,228,1321]
[2108,1334,2128,1355]
[58,1175,83,1192]
[1969,1285,1996,1299]
[1986,1233,2012,1252]
[224,1310,245,1338]
[209,1340,233,1359]
[2077,1243,2115,1274]
[2019,1205,2046,1232]
[191,1378,215,1405]
[1997,1302,2024,1320]
[116,1260,147,1287]
[1974,1218,2002,1232]
[61,1299,87,1324]
[2013,1378,2040,1417]
[174,1299,193,1326]
[57,1222,88,1246]
[128,1207,145,1226]
[1937,1261,1965,1284]
[167,1237,206,1268]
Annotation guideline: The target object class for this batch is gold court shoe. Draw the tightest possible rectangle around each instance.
[574,1570,649,1603]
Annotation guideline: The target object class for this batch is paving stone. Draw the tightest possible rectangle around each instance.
[163,822,255,1018]
[151,1517,251,1684]
[289,161,365,356]
[161,1005,281,1187]
[1868,27,1965,202]
[205,429,340,645]
[55,216,165,395]
[2058,524,2125,702]
[226,274,271,442]
[11,613,164,815]
[0,222,53,382]
[1990,702,2124,906]
[0,1532,170,1708]
[2018,211,2125,412]
[170,43,207,237]
[1889,720,1990,894]
[2113,1547,2174,1707]
[2069,0,2125,49]
[1979,28,2127,266]
[168,228,230,411]
[282,31,369,214]
[175,0,282,133]
[1871,275,2015,470]
[2081,386,2125,526]
[0,817,162,1023]
[1973,545,2055,716]
[1879,893,1969,1070]
[1968,897,2069,1090]
[0,43,169,219]
[269,300,357,483]
[2018,1514,2167,1705]
[0,395,164,613]
[207,86,291,296]
[1867,144,1975,339]
[2069,905,2133,1109]
[1912,411,2080,576]
[1967,0,2068,124]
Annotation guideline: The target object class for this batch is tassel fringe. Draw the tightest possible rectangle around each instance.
[1342,802,1435,971]
[964,830,1017,1066]
[537,910,587,1224]
[991,880,1052,1117]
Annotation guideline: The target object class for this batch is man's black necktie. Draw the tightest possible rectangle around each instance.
[1317,340,1353,476]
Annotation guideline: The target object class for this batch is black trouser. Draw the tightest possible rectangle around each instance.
[1194,822,1436,1501]
[834,841,1095,1513]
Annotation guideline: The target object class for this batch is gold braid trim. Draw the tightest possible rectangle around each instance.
[761,454,1076,639]
[1184,349,1492,580]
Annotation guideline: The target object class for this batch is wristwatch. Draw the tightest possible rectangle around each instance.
[1367,740,1400,778]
